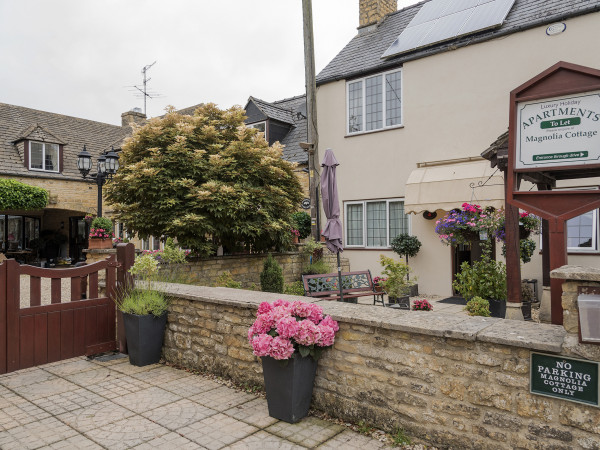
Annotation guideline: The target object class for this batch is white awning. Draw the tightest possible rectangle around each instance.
[405,160,505,214]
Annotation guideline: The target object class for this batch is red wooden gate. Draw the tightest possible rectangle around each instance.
[0,255,118,375]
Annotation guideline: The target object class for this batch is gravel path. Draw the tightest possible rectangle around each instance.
[19,275,84,308]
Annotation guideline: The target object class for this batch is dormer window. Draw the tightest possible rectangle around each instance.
[30,141,59,172]
[247,121,266,136]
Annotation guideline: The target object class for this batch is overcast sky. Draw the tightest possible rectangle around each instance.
[0,1,416,125]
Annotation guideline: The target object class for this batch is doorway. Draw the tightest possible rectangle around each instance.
[451,239,495,294]
[69,216,88,262]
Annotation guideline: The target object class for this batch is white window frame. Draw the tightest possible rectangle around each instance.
[29,141,59,173]
[346,68,403,135]
[538,186,600,254]
[247,121,267,138]
[344,198,410,249]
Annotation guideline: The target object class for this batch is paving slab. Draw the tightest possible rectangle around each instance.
[0,356,391,449]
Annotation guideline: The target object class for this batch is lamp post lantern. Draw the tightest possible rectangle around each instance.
[77,145,120,218]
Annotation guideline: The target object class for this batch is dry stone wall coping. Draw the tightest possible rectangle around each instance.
[157,283,566,353]
[551,265,600,282]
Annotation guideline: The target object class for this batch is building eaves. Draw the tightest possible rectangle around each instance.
[316,0,600,85]
[248,96,296,126]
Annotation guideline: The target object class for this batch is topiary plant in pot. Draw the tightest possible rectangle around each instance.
[116,253,169,366]
[390,233,421,295]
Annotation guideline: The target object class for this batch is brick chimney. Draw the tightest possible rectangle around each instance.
[359,0,397,28]
[121,108,147,127]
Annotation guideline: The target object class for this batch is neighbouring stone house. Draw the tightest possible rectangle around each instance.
[243,95,310,200]
[0,103,143,263]
[316,0,600,297]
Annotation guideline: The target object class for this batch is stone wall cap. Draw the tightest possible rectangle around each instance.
[476,320,565,353]
[156,283,567,351]
[550,265,600,282]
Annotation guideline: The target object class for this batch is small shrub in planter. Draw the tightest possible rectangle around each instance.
[261,254,284,293]
[464,296,491,317]
[116,252,169,367]
[302,259,331,275]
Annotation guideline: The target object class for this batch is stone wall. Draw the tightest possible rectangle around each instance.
[160,283,600,449]
[551,265,600,364]
[159,250,350,288]
[4,175,98,213]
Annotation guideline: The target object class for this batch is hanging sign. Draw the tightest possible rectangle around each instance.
[530,352,599,407]
[515,91,600,169]
[301,198,311,209]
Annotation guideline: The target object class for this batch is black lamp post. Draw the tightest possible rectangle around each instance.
[77,145,120,217]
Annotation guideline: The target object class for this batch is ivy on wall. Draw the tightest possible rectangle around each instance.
[0,179,49,210]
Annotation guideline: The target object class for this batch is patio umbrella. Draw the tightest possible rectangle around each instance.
[320,149,344,302]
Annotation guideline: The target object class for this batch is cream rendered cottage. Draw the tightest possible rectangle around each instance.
[316,0,600,296]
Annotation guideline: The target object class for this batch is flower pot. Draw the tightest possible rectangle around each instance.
[88,238,113,250]
[488,298,506,318]
[261,355,317,423]
[293,236,299,244]
[407,284,418,297]
[122,312,167,366]
[374,285,383,293]
[388,295,410,310]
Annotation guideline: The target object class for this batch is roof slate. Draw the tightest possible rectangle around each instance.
[0,103,130,180]
[317,0,600,85]
[246,95,308,164]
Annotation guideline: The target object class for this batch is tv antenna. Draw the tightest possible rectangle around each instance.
[127,61,163,116]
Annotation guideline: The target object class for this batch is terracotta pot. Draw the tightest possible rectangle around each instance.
[88,238,113,250]
[374,285,383,293]
[293,236,299,244]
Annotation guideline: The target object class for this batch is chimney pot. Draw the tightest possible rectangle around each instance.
[359,0,397,29]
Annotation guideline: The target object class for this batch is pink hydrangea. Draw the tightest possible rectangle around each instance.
[248,299,338,360]
[251,334,273,357]
[320,315,339,332]
[270,336,295,360]
[295,319,321,346]
[276,316,300,339]
[317,324,336,347]
[257,302,272,315]
[272,299,290,308]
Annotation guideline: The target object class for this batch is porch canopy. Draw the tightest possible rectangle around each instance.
[404,158,505,214]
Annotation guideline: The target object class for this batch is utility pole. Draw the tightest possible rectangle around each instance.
[302,0,320,240]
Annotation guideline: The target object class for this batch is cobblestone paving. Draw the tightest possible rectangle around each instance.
[0,356,392,449]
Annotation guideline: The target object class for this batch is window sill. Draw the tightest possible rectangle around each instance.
[29,168,60,174]
[539,250,600,255]
[345,247,393,251]
[345,125,404,138]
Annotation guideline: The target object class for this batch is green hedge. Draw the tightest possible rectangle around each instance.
[0,179,49,210]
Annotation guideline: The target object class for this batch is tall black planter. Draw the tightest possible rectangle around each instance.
[123,312,167,366]
[488,298,506,318]
[261,355,317,423]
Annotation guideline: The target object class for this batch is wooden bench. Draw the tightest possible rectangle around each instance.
[302,270,385,306]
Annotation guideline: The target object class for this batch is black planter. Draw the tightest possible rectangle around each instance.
[123,312,167,366]
[388,295,410,310]
[261,355,317,423]
[488,298,506,318]
[519,225,531,240]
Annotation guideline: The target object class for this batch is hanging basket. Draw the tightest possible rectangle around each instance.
[519,225,531,240]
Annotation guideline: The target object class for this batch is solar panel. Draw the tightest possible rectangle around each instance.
[381,0,516,60]
[459,0,515,36]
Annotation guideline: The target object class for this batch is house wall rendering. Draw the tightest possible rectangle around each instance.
[317,10,600,296]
